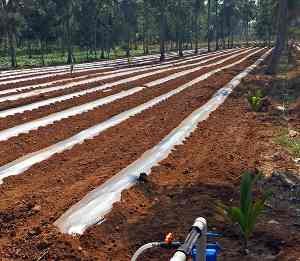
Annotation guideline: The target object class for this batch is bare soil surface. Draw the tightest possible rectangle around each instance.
[0,52,263,248]
[0,50,241,131]
[0,51,263,167]
[0,51,198,90]
[0,48,299,260]
[0,50,241,112]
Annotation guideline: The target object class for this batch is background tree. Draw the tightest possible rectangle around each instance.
[1,0,24,67]
[207,0,212,51]
[23,0,58,65]
[266,0,288,74]
[255,0,274,46]
[150,0,170,61]
[192,0,204,54]
[0,0,295,70]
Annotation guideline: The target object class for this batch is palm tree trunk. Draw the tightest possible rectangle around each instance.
[194,11,199,54]
[221,12,225,49]
[66,1,73,64]
[159,9,166,61]
[207,0,211,52]
[8,31,17,68]
[179,38,183,57]
[40,39,45,66]
[66,20,73,64]
[126,30,130,59]
[215,0,219,50]
[94,24,97,59]
[267,0,288,74]
[245,1,249,46]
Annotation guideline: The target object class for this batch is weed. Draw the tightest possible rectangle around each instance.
[276,130,300,158]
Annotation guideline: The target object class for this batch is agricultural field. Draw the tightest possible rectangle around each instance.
[0,0,300,258]
[0,45,160,70]
[0,44,299,261]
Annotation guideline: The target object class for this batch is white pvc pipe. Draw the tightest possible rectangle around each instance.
[54,48,271,235]
[195,217,207,261]
[0,48,264,185]
[170,218,207,261]
[170,252,186,261]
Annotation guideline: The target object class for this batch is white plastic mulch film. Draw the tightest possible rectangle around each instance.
[0,50,198,85]
[54,48,272,235]
[0,48,251,140]
[0,48,264,185]
[0,49,235,118]
[0,48,241,102]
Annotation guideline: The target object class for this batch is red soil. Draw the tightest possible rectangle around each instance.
[0,49,298,260]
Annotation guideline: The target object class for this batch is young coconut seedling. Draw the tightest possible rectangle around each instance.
[217,171,271,253]
[247,89,264,112]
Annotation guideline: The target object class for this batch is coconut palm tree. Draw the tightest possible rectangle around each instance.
[0,0,23,67]
[267,0,300,74]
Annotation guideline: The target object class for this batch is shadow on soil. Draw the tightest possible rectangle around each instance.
[95,178,288,261]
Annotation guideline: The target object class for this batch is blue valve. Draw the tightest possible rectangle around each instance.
[206,243,221,261]
[191,243,221,261]
[190,232,222,261]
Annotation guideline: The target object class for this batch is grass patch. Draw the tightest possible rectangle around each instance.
[0,42,211,70]
[276,129,300,158]
[0,45,160,70]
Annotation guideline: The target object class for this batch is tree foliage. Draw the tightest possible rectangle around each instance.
[0,0,296,68]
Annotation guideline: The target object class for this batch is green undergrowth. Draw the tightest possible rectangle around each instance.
[0,45,157,70]
[0,42,212,70]
[276,129,300,158]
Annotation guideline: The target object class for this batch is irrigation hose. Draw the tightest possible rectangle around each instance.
[131,242,161,261]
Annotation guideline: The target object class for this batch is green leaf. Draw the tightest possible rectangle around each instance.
[240,172,253,216]
[216,172,270,249]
